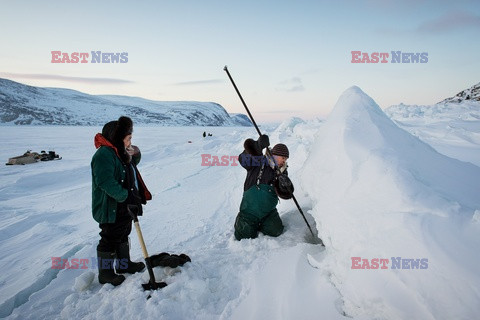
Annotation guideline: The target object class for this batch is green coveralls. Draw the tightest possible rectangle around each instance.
[234,184,284,240]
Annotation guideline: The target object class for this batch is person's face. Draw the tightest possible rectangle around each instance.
[274,155,288,167]
[123,134,132,148]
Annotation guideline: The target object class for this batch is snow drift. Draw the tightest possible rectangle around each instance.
[301,86,480,319]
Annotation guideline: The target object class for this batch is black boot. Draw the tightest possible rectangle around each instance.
[97,251,125,286]
[115,241,145,274]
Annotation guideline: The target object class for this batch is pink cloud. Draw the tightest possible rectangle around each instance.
[416,11,480,33]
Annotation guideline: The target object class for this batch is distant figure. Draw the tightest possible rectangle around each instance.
[208,133,212,137]
[91,116,152,286]
[203,131,206,138]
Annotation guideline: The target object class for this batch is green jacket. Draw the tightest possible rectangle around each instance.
[91,133,151,224]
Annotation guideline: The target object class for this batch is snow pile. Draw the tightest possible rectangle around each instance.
[301,86,480,319]
[273,117,306,135]
[268,117,322,172]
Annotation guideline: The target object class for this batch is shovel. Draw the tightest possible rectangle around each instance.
[127,205,167,291]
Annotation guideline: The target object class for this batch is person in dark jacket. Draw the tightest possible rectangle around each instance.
[91,116,152,286]
[234,134,290,240]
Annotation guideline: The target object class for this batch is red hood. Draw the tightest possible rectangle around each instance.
[94,133,121,158]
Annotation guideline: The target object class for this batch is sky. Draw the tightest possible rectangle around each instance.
[0,0,479,122]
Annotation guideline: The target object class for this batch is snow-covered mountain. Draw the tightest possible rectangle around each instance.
[227,113,253,127]
[438,81,480,104]
[0,78,252,126]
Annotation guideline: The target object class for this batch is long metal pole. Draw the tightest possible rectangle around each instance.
[224,65,316,239]
[224,66,262,137]
[292,194,315,237]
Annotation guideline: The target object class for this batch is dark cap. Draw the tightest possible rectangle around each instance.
[271,143,289,158]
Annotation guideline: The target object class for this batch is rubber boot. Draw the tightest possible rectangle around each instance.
[97,251,125,286]
[115,241,145,274]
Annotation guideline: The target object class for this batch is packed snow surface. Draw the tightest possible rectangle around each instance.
[1,86,479,319]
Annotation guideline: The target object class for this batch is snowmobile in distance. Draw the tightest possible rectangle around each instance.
[6,150,62,165]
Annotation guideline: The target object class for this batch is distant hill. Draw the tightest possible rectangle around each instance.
[385,81,480,121]
[438,82,480,104]
[0,78,252,126]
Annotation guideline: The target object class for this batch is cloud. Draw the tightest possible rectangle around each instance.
[0,72,134,84]
[276,77,305,92]
[416,11,480,34]
[366,0,428,9]
[173,79,224,86]
[378,10,480,35]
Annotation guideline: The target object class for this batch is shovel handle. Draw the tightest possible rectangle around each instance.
[126,205,167,291]
[127,205,149,258]
[133,221,149,259]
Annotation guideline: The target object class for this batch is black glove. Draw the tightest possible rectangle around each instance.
[275,173,294,200]
[125,189,143,215]
[257,134,270,150]
[122,187,140,203]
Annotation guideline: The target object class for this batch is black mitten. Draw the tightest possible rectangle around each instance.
[126,189,143,215]
[274,173,294,200]
[257,134,270,149]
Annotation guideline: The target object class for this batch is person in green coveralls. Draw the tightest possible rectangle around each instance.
[234,134,290,240]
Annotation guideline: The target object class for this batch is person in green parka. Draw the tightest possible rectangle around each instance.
[91,116,152,286]
[234,134,291,240]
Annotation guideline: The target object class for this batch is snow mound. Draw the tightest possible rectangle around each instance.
[301,86,480,319]
[269,117,320,165]
[274,117,306,133]
[74,272,95,292]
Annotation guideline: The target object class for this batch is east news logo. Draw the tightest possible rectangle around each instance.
[51,51,128,63]
[351,257,429,269]
[351,51,428,63]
